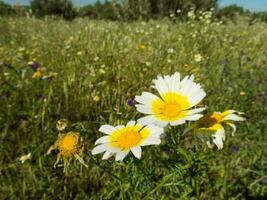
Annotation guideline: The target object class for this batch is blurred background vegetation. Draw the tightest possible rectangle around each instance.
[1,0,267,22]
[0,0,266,199]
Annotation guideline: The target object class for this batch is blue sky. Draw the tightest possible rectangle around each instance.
[220,0,267,11]
[3,0,98,5]
[3,0,267,11]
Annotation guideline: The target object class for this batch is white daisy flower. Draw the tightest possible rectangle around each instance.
[92,121,164,161]
[135,72,206,127]
[185,110,245,149]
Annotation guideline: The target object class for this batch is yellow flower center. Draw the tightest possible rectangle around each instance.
[116,131,142,148]
[197,113,223,129]
[211,113,223,122]
[162,103,182,118]
[110,125,150,150]
[61,134,77,150]
[152,92,190,121]
[56,132,83,157]
[32,71,42,78]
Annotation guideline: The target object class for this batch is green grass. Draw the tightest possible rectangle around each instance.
[0,16,266,199]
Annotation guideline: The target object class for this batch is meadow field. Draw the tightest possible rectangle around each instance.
[0,15,267,199]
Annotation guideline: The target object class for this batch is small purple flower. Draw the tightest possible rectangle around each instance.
[232,146,239,153]
[127,98,134,106]
[29,62,39,71]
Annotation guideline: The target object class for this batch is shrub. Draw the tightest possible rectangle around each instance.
[0,0,15,16]
[30,0,76,20]
[216,4,246,20]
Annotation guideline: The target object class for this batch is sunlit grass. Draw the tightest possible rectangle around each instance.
[0,16,266,199]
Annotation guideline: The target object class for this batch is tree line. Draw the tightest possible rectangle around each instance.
[0,0,267,23]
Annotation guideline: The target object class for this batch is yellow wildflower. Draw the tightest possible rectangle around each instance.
[240,91,246,96]
[32,70,42,79]
[46,132,87,173]
[32,67,46,79]
[77,51,83,56]
[93,95,100,102]
[139,44,146,49]
[185,110,245,149]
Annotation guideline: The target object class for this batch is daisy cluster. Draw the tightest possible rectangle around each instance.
[92,72,245,161]
[45,72,245,171]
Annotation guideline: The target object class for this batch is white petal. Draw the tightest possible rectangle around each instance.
[92,144,108,155]
[170,119,185,126]
[146,124,164,137]
[115,125,125,129]
[99,125,116,135]
[183,114,203,121]
[186,107,207,115]
[216,128,226,140]
[180,75,194,87]
[163,75,172,89]
[179,77,206,107]
[95,136,109,145]
[222,110,245,116]
[126,121,136,127]
[154,120,169,127]
[153,76,169,96]
[212,128,225,149]
[102,151,113,160]
[137,115,157,126]
[136,104,152,114]
[131,146,142,159]
[212,136,223,150]
[170,72,181,91]
[106,146,121,154]
[226,122,236,136]
[115,150,129,161]
[223,114,245,121]
[141,137,161,146]
[135,92,158,105]
[162,73,181,92]
[188,90,206,107]
[137,115,168,127]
